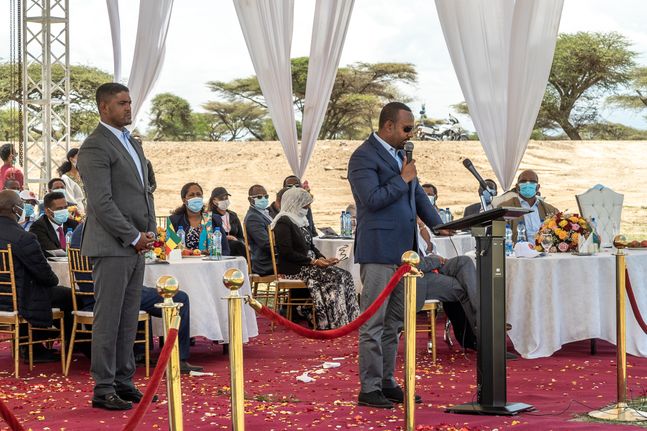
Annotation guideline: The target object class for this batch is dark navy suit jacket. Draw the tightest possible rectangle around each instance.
[348,133,442,265]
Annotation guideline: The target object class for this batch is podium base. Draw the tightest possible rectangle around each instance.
[446,402,534,416]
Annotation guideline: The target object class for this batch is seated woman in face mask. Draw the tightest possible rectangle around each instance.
[209,186,246,257]
[167,182,229,255]
[271,187,359,330]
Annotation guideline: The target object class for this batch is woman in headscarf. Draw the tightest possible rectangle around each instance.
[168,182,229,255]
[271,187,359,329]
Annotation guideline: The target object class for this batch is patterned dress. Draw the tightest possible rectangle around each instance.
[283,226,360,329]
[185,225,202,250]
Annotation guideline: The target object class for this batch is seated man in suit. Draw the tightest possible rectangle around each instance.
[463,179,498,218]
[0,190,73,362]
[416,219,478,350]
[18,190,39,231]
[244,184,274,276]
[69,223,202,374]
[495,169,559,242]
[421,183,440,212]
[30,191,79,254]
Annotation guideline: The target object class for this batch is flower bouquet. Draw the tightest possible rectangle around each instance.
[534,212,592,253]
[67,205,83,222]
[153,226,167,260]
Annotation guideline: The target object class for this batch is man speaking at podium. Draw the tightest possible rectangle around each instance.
[348,102,443,409]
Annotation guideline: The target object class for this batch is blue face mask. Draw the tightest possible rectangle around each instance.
[52,208,69,225]
[186,197,204,213]
[253,197,269,210]
[519,182,538,199]
[23,203,34,218]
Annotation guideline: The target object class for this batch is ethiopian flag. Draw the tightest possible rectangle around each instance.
[165,219,181,255]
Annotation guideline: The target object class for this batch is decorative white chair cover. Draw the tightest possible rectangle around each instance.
[576,186,623,248]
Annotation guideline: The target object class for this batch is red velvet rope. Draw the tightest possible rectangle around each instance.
[123,327,179,431]
[0,396,25,431]
[256,264,411,339]
[626,269,647,334]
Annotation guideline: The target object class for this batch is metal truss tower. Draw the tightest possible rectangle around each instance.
[21,0,70,191]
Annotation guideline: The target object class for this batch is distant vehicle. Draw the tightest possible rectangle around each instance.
[415,114,468,141]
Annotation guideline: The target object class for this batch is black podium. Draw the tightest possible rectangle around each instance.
[434,207,534,416]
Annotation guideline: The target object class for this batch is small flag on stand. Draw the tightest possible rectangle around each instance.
[165,219,181,255]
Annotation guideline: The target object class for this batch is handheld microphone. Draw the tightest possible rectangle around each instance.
[404,141,414,162]
[462,158,490,192]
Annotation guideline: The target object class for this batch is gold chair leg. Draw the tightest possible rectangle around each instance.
[65,317,78,376]
[13,323,19,378]
[28,325,34,372]
[271,283,280,331]
[59,316,66,376]
[144,317,150,378]
[431,307,437,365]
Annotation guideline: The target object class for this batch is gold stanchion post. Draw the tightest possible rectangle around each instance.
[155,276,184,431]
[589,235,647,422]
[223,268,246,431]
[402,251,423,431]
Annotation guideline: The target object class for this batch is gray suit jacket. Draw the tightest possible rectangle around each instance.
[77,123,156,257]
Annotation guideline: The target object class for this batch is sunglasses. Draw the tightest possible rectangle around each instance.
[250,194,269,199]
[403,126,414,133]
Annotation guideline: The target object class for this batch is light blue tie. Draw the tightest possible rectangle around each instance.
[121,130,144,185]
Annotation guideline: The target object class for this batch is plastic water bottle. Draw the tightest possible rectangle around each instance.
[340,211,346,237]
[438,208,447,224]
[212,228,222,260]
[343,211,352,237]
[445,208,452,222]
[516,222,527,243]
[65,228,73,250]
[505,224,514,256]
[177,226,186,250]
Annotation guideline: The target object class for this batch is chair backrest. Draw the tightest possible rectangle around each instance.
[240,223,254,275]
[156,216,167,230]
[576,186,623,248]
[267,226,280,280]
[491,190,519,208]
[0,245,18,313]
[66,247,95,313]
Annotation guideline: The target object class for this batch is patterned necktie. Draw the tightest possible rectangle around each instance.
[57,226,66,249]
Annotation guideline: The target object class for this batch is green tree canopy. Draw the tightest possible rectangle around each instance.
[201,100,266,141]
[206,57,417,140]
[607,66,647,111]
[149,93,194,141]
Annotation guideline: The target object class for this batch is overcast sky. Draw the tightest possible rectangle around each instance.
[2,0,647,132]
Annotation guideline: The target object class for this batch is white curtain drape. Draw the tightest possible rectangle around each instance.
[435,0,563,190]
[106,0,122,82]
[127,0,174,129]
[299,0,354,178]
[233,0,300,175]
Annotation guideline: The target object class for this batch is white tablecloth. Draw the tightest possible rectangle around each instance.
[432,234,476,258]
[50,257,259,343]
[313,234,477,293]
[506,249,647,359]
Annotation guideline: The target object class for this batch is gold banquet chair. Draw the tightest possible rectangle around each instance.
[0,245,67,377]
[267,227,316,329]
[416,299,441,365]
[66,248,150,377]
[241,224,275,306]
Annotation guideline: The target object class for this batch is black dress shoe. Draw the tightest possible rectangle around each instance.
[180,361,203,374]
[92,393,132,410]
[116,387,158,404]
[357,390,394,409]
[382,386,422,404]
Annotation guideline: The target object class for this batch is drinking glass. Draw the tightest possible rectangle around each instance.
[540,231,553,253]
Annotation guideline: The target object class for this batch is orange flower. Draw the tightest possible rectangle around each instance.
[559,220,568,228]
[557,229,569,240]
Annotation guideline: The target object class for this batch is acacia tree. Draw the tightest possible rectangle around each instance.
[607,66,647,110]
[539,32,635,139]
[148,93,194,141]
[201,100,265,141]
[206,57,417,140]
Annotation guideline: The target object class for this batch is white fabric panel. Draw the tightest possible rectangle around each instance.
[127,0,175,130]
[106,0,122,82]
[233,0,300,175]
[299,0,354,178]
[576,186,624,248]
[435,0,563,190]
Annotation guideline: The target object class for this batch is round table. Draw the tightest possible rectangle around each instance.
[50,256,259,343]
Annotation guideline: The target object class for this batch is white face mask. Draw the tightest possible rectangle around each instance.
[52,188,67,198]
[217,199,230,211]
[428,195,436,206]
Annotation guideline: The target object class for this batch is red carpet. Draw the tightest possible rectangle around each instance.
[1,316,646,430]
